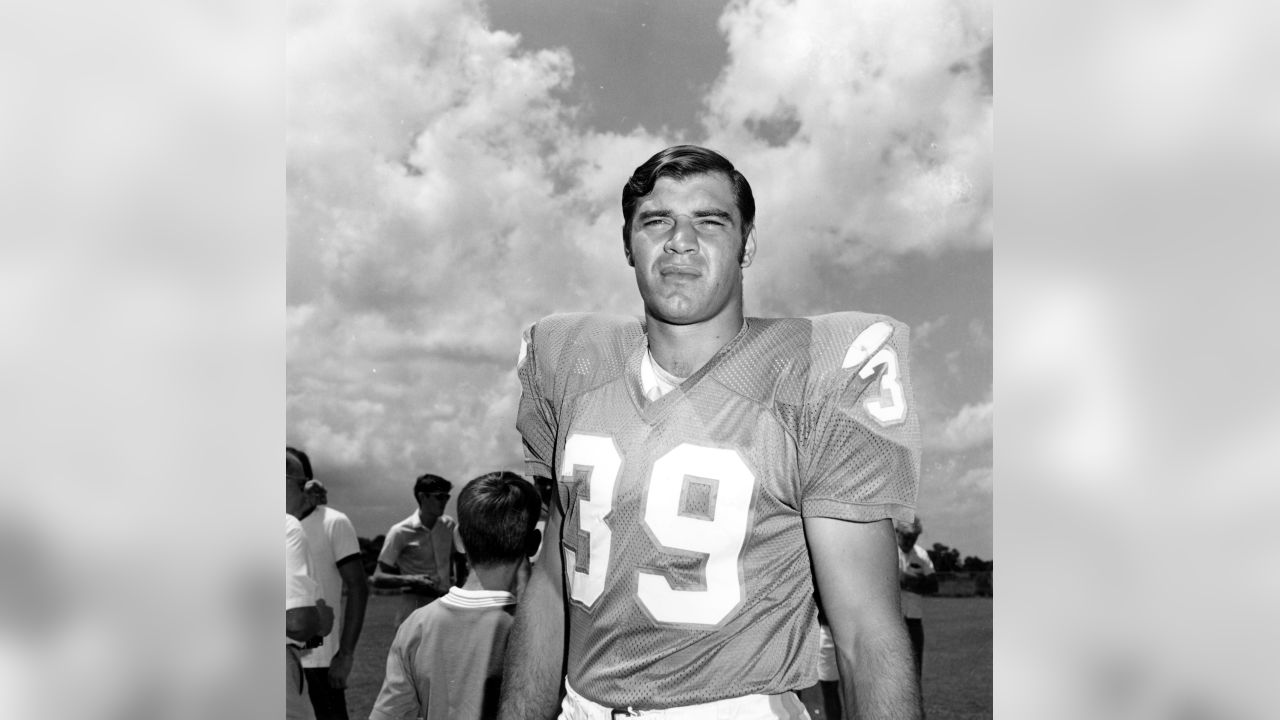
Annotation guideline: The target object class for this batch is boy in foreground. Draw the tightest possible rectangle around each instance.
[370,471,542,720]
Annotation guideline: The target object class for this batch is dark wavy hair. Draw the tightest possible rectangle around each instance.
[413,473,452,498]
[620,144,755,263]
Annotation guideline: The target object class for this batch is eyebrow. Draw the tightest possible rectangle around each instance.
[692,209,733,222]
[636,209,673,222]
[635,209,734,223]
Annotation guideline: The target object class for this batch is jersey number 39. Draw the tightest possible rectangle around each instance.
[561,434,754,627]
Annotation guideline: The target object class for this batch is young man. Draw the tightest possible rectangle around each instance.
[288,447,369,720]
[373,473,466,624]
[499,145,923,719]
[371,471,542,720]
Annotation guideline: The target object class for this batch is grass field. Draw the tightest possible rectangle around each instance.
[345,593,991,720]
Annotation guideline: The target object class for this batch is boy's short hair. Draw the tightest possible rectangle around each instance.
[457,471,541,567]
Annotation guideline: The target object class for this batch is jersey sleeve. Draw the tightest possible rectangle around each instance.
[797,314,921,524]
[515,320,558,481]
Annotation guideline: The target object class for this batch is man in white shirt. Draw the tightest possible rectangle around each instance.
[287,451,333,720]
[895,517,938,681]
[289,447,369,720]
[374,473,466,624]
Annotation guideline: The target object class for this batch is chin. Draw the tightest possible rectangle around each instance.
[648,307,708,326]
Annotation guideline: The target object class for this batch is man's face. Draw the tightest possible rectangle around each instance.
[286,455,309,518]
[628,173,755,327]
[417,489,450,520]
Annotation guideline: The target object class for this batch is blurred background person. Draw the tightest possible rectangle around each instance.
[287,450,333,720]
[896,516,938,681]
[370,471,542,720]
[373,473,465,624]
[305,478,328,506]
[289,447,369,720]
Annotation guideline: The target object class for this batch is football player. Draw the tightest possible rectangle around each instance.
[498,145,922,720]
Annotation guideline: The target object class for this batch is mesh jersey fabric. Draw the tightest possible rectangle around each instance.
[516,312,920,709]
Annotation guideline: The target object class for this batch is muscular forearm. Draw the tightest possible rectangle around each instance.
[497,569,565,720]
[843,621,921,720]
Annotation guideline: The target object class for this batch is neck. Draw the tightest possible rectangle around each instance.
[418,510,438,528]
[463,563,520,594]
[645,312,745,378]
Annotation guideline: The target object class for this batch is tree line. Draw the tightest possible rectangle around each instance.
[926,542,992,573]
[358,535,991,576]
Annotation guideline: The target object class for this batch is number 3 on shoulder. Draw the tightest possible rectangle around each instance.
[841,321,907,426]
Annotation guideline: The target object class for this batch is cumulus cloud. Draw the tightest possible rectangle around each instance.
[929,398,994,451]
[286,0,670,504]
[286,0,992,537]
[702,0,993,313]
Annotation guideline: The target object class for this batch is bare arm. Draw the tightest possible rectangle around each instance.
[372,561,436,592]
[807,516,921,720]
[497,480,566,720]
[327,555,370,688]
[900,571,938,595]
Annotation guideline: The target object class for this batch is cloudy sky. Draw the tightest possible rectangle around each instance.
[287,0,993,558]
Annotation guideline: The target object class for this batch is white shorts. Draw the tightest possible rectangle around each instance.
[559,680,810,720]
[816,624,840,683]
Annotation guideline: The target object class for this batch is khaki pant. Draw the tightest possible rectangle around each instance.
[286,645,315,720]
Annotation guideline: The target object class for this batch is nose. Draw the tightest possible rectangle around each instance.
[665,217,698,254]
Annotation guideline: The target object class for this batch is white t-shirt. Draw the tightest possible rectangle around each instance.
[898,542,935,619]
[286,515,319,645]
[299,505,362,667]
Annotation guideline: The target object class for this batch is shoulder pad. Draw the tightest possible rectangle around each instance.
[805,311,907,378]
[521,312,644,392]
